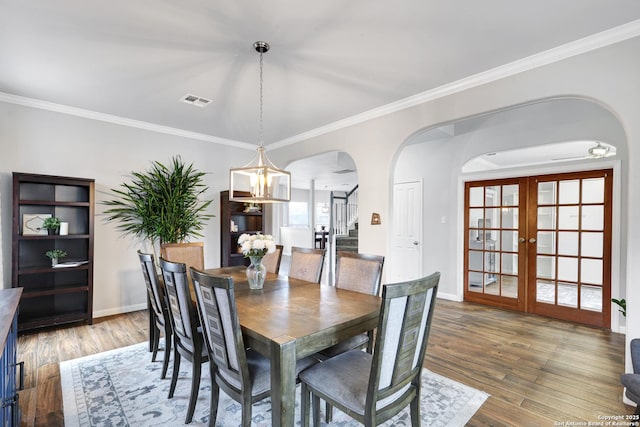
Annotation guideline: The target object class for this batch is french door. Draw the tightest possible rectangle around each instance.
[464,169,612,328]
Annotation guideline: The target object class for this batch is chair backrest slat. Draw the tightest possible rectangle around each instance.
[289,246,325,283]
[335,251,384,295]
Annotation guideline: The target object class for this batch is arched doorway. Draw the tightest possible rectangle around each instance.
[391,97,627,330]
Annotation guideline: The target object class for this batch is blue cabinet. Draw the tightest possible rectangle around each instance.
[0,289,22,426]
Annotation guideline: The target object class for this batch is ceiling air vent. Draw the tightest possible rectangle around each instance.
[180,94,212,108]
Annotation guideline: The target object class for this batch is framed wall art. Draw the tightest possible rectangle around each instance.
[22,213,51,236]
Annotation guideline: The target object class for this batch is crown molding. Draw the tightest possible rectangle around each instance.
[267,19,640,150]
[0,91,255,150]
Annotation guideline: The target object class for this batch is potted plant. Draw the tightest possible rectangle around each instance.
[103,156,214,258]
[41,217,62,235]
[45,249,67,266]
[612,298,626,317]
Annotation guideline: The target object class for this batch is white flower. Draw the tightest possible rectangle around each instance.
[238,233,276,257]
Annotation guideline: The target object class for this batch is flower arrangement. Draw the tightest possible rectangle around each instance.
[238,233,276,258]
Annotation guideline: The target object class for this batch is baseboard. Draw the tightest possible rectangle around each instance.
[437,292,462,302]
[93,303,147,319]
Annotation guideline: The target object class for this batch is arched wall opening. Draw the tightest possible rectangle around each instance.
[390,96,628,332]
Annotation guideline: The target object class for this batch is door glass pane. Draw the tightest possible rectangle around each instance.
[581,285,602,311]
[538,207,556,229]
[582,205,604,230]
[469,208,483,229]
[501,230,518,252]
[501,207,518,229]
[537,279,555,303]
[537,256,555,279]
[501,275,518,298]
[468,272,483,291]
[538,181,556,204]
[558,282,578,308]
[558,232,579,256]
[502,185,519,206]
[486,252,498,273]
[468,251,482,271]
[490,230,501,250]
[582,178,604,204]
[486,186,500,207]
[485,208,500,233]
[557,257,578,282]
[537,231,555,255]
[485,278,499,295]
[559,180,580,204]
[502,253,518,275]
[558,206,579,229]
[581,258,603,285]
[469,187,483,207]
[581,232,603,257]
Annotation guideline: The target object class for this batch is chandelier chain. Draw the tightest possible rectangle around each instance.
[259,49,264,147]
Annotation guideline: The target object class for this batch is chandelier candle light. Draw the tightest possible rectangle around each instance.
[238,233,276,289]
[229,41,291,203]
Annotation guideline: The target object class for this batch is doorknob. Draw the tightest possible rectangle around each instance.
[529,237,537,243]
[413,241,419,245]
[518,237,526,243]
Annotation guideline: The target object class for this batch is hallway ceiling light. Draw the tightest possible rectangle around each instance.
[229,41,291,203]
[588,142,610,158]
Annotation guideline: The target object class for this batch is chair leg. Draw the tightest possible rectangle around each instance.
[410,394,420,426]
[241,395,253,427]
[208,364,219,427]
[312,393,321,427]
[151,324,160,361]
[168,348,181,398]
[635,403,640,416]
[185,356,202,423]
[300,383,310,427]
[325,401,333,422]
[161,330,172,379]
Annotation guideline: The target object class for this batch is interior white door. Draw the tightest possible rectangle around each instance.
[388,181,423,282]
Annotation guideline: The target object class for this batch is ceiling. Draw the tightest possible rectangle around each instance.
[2,1,640,152]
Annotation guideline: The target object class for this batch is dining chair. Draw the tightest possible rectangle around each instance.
[189,267,317,427]
[261,244,283,274]
[289,246,325,283]
[621,338,640,415]
[161,241,205,272]
[318,251,385,421]
[159,257,209,424]
[138,251,172,379]
[299,271,440,427]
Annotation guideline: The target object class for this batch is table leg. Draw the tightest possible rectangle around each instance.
[270,335,297,427]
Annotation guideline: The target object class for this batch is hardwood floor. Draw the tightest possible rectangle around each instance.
[17,300,632,426]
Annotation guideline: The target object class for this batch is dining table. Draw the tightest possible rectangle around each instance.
[202,266,382,427]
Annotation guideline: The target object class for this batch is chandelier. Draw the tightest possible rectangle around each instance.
[229,41,291,203]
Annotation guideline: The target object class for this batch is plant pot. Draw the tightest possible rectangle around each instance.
[47,228,59,236]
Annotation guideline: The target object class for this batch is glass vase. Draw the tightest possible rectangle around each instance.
[246,256,266,290]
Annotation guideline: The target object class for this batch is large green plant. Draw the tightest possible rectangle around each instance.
[103,156,213,246]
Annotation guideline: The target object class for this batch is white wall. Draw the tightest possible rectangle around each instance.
[0,102,251,316]
[267,37,640,376]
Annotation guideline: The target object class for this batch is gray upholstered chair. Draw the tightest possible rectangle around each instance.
[262,244,283,274]
[159,258,209,424]
[289,246,325,283]
[138,251,172,379]
[299,271,440,427]
[622,338,640,415]
[189,267,317,427]
[321,251,385,357]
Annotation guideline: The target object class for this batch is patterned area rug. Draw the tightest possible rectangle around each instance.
[61,342,488,426]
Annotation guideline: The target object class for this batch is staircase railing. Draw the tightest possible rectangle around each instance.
[329,185,358,285]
